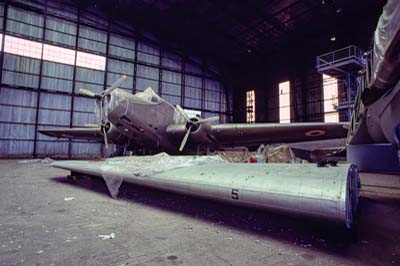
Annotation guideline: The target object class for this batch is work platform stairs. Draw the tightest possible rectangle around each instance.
[316,45,365,120]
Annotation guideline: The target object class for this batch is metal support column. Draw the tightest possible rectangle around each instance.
[158,46,162,96]
[132,34,138,94]
[0,0,8,94]
[181,54,185,107]
[201,61,205,112]
[346,74,352,121]
[68,8,80,159]
[33,0,47,158]
[100,20,110,157]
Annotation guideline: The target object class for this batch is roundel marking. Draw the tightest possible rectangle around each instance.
[305,129,326,137]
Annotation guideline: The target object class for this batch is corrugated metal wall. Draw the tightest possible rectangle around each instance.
[0,0,232,158]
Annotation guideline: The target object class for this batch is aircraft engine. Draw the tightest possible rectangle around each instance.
[174,105,220,152]
[103,122,129,145]
[187,118,212,144]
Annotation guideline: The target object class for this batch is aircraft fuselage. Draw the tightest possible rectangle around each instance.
[104,88,187,153]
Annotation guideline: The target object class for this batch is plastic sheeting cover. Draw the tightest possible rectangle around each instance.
[215,144,301,163]
[371,0,400,89]
[135,87,162,103]
[263,144,299,163]
[100,153,225,198]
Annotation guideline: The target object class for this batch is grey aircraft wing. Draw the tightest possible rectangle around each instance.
[210,122,349,146]
[38,127,104,142]
[167,122,349,147]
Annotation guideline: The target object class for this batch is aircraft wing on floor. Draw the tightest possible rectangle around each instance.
[50,154,359,228]
[38,127,104,142]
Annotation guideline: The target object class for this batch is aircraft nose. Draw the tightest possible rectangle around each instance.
[104,89,128,118]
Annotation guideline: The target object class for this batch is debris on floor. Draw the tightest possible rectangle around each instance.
[98,232,115,240]
[18,157,54,164]
[64,197,75,201]
[184,226,193,232]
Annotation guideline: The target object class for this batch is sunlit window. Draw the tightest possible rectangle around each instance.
[184,108,202,118]
[323,74,339,122]
[43,44,76,65]
[246,90,255,123]
[279,81,290,123]
[4,35,43,59]
[76,51,106,71]
[2,34,106,71]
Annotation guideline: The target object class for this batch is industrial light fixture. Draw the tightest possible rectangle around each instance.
[247,49,252,53]
[330,35,336,41]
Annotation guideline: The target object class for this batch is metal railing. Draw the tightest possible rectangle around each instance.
[316,45,364,69]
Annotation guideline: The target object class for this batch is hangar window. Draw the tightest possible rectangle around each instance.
[184,109,202,118]
[246,90,255,123]
[4,35,43,59]
[3,34,106,71]
[279,81,290,123]
[76,51,106,71]
[43,44,76,65]
[322,74,339,122]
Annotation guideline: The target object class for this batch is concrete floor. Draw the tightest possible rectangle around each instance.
[0,160,399,266]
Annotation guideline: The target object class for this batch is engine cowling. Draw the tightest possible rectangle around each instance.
[188,121,212,144]
[104,122,129,145]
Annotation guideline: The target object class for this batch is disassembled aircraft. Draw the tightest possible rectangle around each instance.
[47,0,400,229]
[39,75,348,155]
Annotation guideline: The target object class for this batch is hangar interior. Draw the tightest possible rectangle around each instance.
[1,0,400,266]
[0,0,385,158]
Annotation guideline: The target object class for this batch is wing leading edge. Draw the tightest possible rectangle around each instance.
[38,127,104,142]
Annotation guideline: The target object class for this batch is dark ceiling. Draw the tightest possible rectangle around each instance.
[77,0,386,68]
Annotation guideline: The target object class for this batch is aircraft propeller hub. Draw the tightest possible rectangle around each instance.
[185,122,200,132]
[175,104,219,152]
[103,122,111,132]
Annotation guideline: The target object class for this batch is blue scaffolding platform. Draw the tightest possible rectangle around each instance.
[316,46,365,120]
[316,46,365,77]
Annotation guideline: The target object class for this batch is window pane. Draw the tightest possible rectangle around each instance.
[43,44,75,65]
[183,109,201,118]
[4,35,42,59]
[279,81,290,123]
[323,74,339,122]
[246,90,255,123]
[76,51,106,71]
